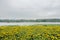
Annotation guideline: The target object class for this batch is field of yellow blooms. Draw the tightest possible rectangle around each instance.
[0,25,60,40]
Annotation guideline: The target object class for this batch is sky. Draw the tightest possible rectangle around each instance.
[0,0,60,19]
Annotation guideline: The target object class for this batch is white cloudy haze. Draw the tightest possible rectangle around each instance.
[0,0,60,19]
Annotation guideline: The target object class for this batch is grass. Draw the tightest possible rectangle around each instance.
[0,25,60,40]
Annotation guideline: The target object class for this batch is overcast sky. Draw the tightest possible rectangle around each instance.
[0,0,60,19]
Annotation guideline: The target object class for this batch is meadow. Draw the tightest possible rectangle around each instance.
[0,25,60,40]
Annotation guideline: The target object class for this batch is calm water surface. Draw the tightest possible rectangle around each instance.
[0,22,60,26]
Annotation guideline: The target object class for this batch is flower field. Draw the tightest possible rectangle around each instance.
[0,25,60,40]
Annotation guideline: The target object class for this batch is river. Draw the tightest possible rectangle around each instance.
[0,22,60,26]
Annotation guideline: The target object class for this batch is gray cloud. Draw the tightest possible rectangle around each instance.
[0,0,60,19]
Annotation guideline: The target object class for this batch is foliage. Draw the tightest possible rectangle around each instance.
[0,25,60,40]
[0,19,60,22]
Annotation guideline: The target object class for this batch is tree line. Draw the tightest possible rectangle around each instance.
[0,19,60,22]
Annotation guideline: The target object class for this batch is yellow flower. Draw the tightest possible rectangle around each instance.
[2,32,6,35]
[51,36,54,39]
[57,34,60,36]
